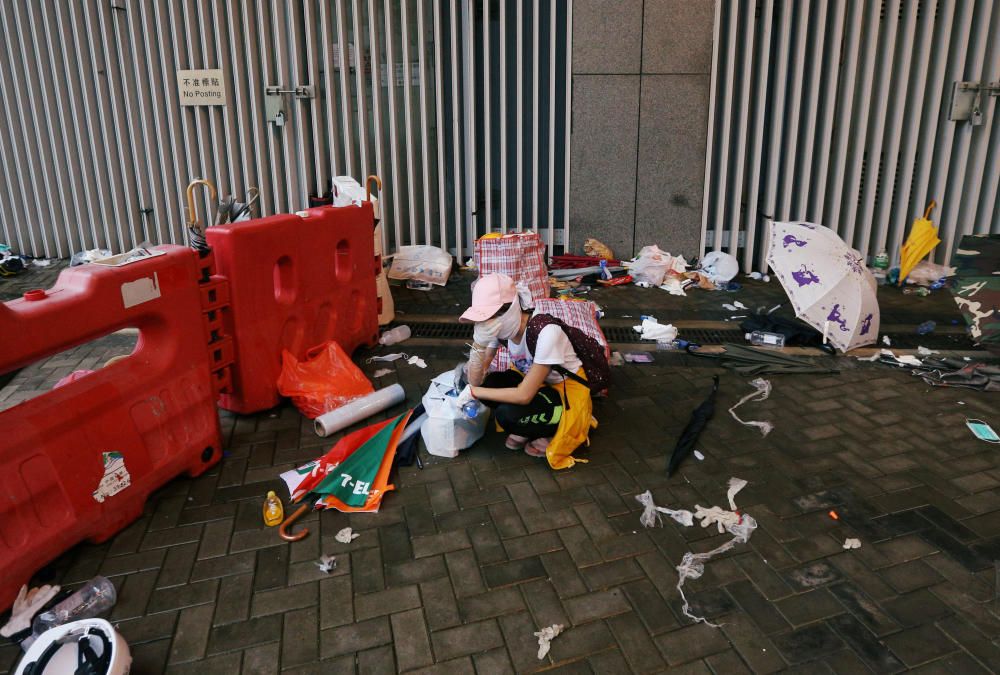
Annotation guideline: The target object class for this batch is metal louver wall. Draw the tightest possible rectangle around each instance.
[0,1,572,259]
[702,0,1000,272]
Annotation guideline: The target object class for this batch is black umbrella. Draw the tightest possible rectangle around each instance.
[667,375,719,477]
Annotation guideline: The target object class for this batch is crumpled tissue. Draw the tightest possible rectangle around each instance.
[335,527,360,543]
[534,624,564,659]
[315,554,337,573]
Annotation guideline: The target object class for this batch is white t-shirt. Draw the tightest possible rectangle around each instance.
[507,324,583,385]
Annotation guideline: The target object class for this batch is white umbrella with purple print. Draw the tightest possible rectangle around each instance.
[766,222,879,352]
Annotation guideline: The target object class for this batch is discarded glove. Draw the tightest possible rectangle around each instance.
[0,583,60,638]
[693,505,742,534]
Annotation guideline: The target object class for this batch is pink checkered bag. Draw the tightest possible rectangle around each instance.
[474,232,549,302]
[490,298,609,372]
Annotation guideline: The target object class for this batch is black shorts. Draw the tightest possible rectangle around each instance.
[480,370,563,439]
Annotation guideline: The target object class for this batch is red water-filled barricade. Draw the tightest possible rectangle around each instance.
[0,246,224,611]
[207,203,379,414]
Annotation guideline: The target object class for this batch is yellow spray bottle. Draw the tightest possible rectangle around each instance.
[263,490,284,527]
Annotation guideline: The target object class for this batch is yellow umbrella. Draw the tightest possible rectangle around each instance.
[898,200,940,285]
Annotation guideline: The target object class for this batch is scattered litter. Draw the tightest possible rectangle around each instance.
[728,378,773,437]
[694,450,705,461]
[372,368,393,378]
[767,304,781,314]
[916,346,939,356]
[31,258,55,267]
[633,318,678,342]
[916,320,936,335]
[636,491,694,527]
[70,248,112,266]
[335,527,360,543]
[748,271,771,282]
[958,401,965,405]
[636,477,757,627]
[367,353,408,363]
[609,352,625,367]
[828,510,839,520]
[668,376,719,476]
[966,419,1000,444]
[722,301,748,311]
[407,355,428,369]
[315,555,337,573]
[843,538,861,550]
[624,352,654,364]
[698,251,740,285]
[896,354,923,367]
[379,325,411,346]
[534,624,564,659]
[726,477,748,510]
[882,335,891,346]
[659,277,688,296]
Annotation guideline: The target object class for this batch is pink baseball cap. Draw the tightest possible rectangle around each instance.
[460,274,517,322]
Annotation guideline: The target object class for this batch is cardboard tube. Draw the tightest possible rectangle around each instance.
[314,384,406,436]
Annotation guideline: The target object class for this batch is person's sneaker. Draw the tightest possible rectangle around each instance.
[505,434,529,450]
[524,437,550,457]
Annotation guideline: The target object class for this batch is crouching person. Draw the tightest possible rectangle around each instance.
[457,274,606,469]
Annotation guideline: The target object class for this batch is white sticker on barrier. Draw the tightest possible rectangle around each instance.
[121,273,160,308]
[92,452,131,503]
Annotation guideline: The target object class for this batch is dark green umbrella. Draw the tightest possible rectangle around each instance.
[688,344,839,376]
[950,235,1000,350]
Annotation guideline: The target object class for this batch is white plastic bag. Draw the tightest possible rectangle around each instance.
[420,371,489,458]
[628,245,674,286]
[388,245,454,286]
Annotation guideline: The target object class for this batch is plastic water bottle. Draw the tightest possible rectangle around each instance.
[461,401,480,419]
[745,331,786,348]
[378,325,411,346]
[599,259,612,280]
[29,577,116,646]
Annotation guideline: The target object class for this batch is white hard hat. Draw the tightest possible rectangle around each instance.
[15,618,131,675]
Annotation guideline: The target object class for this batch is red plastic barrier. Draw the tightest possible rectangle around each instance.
[0,246,223,611]
[207,203,379,414]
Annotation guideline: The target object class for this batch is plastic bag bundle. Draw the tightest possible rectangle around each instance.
[276,341,374,418]
[728,378,773,436]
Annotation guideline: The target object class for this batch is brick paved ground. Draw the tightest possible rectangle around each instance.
[2,265,1000,673]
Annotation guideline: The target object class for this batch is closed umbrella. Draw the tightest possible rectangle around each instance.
[898,201,940,285]
[767,222,880,352]
[277,411,412,540]
[667,376,719,477]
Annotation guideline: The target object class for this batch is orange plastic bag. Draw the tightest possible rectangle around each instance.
[276,341,374,418]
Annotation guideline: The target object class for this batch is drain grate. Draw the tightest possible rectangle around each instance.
[397,320,977,349]
[404,322,474,340]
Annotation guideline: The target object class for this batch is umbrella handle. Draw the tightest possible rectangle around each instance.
[923,200,936,220]
[279,504,310,542]
[366,175,382,201]
[185,178,218,235]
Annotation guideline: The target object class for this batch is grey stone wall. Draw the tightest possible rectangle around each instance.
[569,0,714,259]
